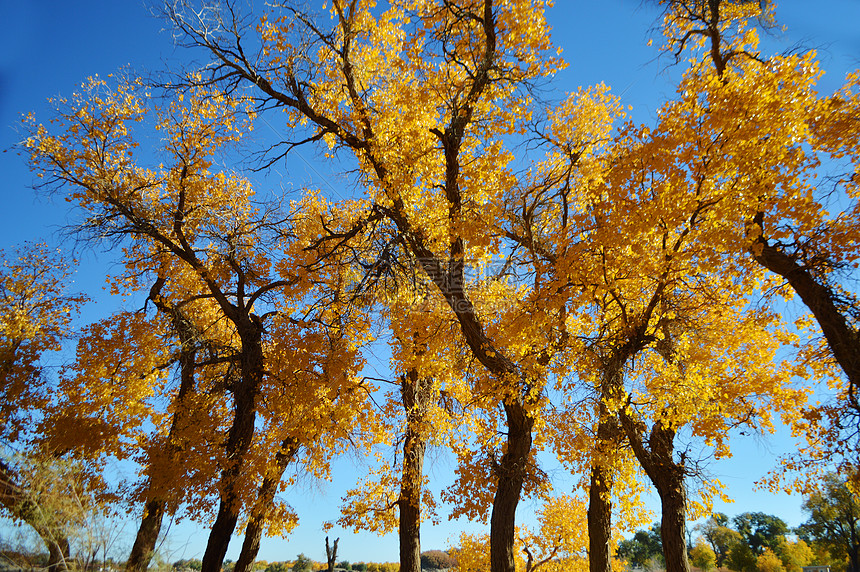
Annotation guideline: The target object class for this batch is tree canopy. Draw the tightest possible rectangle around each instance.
[4,1,860,572]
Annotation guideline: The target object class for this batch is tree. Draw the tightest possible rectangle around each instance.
[25,77,373,572]
[533,72,803,572]
[776,539,813,572]
[798,473,860,572]
[690,540,716,572]
[449,533,491,572]
[0,244,85,441]
[337,304,457,572]
[0,244,85,570]
[728,542,759,572]
[699,514,743,568]
[0,454,76,571]
[165,3,567,571]
[757,549,786,572]
[0,453,122,572]
[518,495,592,572]
[617,524,663,570]
[326,537,340,572]
[659,0,860,486]
[733,513,790,556]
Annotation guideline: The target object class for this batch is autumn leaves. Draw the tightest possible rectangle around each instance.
[8,2,860,572]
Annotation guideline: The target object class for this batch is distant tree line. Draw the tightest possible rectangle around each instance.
[617,473,859,572]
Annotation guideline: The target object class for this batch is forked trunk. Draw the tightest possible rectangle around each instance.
[490,399,534,572]
[326,536,339,572]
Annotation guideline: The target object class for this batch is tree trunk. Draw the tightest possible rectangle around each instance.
[46,536,70,571]
[588,409,619,572]
[399,370,432,572]
[326,536,339,572]
[126,498,165,572]
[127,297,198,572]
[0,458,70,571]
[490,399,535,572]
[201,387,258,572]
[588,463,613,572]
[751,216,860,411]
[655,474,690,572]
[201,327,264,572]
[620,414,691,572]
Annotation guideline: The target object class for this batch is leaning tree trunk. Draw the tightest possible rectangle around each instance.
[127,300,198,572]
[233,438,300,572]
[0,458,70,571]
[201,326,264,572]
[399,370,433,572]
[126,499,166,572]
[750,214,860,411]
[620,413,691,572]
[46,536,70,571]
[490,399,535,572]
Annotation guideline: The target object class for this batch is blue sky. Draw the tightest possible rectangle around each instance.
[1,0,859,565]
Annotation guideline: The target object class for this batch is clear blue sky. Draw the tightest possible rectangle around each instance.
[1,0,859,565]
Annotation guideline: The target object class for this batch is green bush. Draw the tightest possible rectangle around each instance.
[292,554,313,572]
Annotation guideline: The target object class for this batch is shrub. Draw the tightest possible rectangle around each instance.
[420,550,456,570]
[292,554,313,572]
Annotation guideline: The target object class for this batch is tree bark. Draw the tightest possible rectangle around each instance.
[490,399,535,572]
[127,293,200,572]
[399,370,432,572]
[201,326,264,572]
[234,438,300,572]
[126,498,165,572]
[620,414,691,572]
[588,409,620,572]
[751,217,860,412]
[326,536,339,572]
